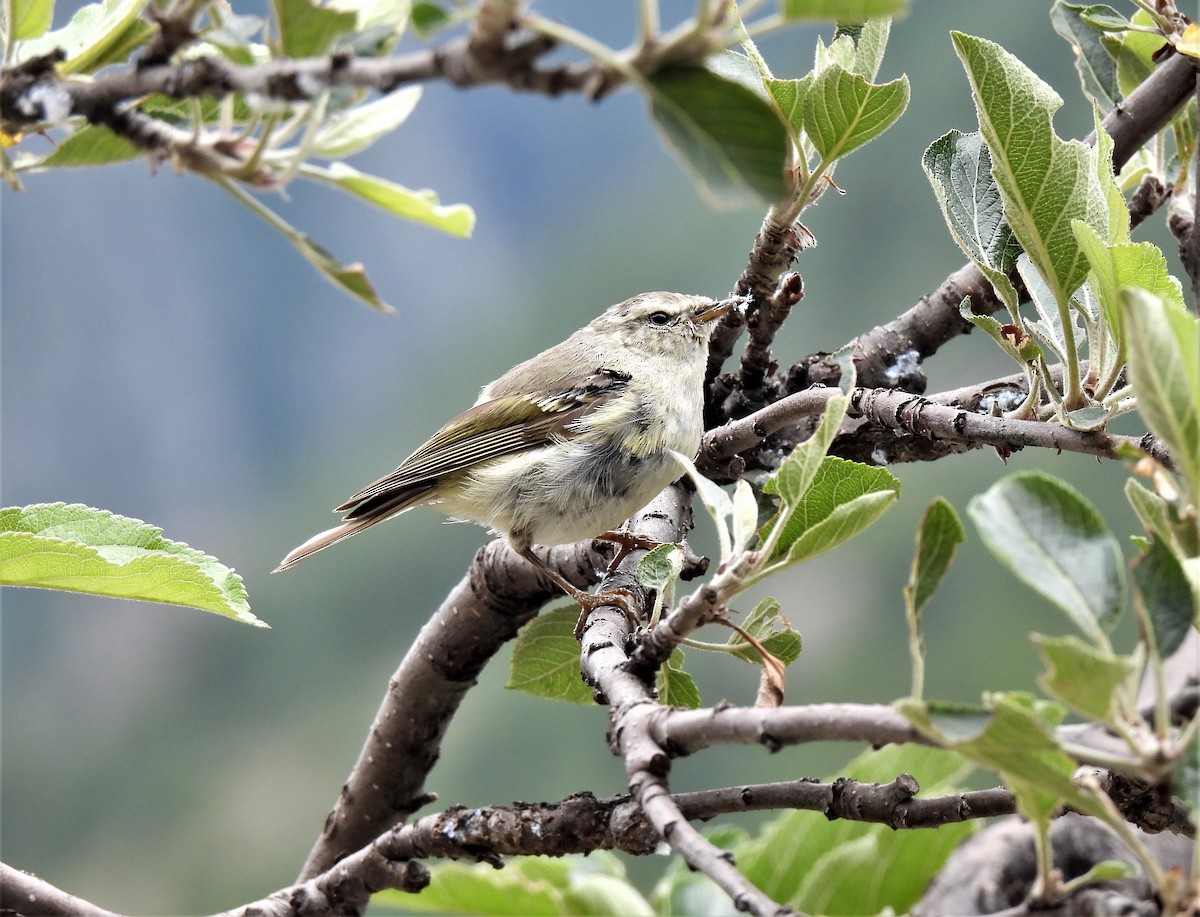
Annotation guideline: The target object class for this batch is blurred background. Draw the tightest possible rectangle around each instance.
[1,2,1177,913]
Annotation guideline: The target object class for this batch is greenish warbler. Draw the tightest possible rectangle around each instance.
[276,291,744,626]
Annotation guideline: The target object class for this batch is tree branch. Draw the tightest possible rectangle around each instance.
[0,864,123,917]
[298,537,605,880]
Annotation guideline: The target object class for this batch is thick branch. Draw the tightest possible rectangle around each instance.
[695,382,1171,477]
[0,864,122,917]
[298,538,604,880]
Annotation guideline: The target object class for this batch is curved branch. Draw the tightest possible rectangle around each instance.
[0,864,122,917]
[298,537,604,880]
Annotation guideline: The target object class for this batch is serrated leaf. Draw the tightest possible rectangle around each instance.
[506,606,593,705]
[1074,221,1183,369]
[271,0,357,58]
[968,471,1125,645]
[952,32,1109,306]
[900,693,1097,822]
[1051,2,1122,108]
[1032,633,1137,722]
[802,63,909,164]
[37,123,140,168]
[779,488,897,569]
[0,503,262,626]
[657,650,702,709]
[648,65,790,207]
[1132,537,1197,656]
[769,456,900,564]
[725,596,802,666]
[305,163,474,237]
[905,497,965,619]
[8,0,55,40]
[1122,289,1200,505]
[13,0,147,73]
[780,0,908,20]
[923,129,1022,314]
[311,86,423,158]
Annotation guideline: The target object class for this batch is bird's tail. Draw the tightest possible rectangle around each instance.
[273,486,435,573]
[273,517,380,572]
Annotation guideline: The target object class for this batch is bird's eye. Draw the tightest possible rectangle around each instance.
[648,311,671,326]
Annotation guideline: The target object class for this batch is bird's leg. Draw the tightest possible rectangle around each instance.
[594,530,664,571]
[517,546,641,638]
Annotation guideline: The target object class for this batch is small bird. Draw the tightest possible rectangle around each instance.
[275,291,744,629]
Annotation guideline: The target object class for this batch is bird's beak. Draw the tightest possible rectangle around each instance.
[694,294,751,323]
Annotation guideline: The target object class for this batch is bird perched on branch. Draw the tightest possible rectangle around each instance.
[276,290,745,632]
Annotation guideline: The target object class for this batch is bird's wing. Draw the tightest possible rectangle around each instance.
[336,368,630,516]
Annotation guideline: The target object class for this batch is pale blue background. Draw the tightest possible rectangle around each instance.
[1,4,1164,913]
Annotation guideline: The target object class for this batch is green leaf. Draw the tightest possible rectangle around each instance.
[0,503,262,626]
[651,825,749,915]
[271,0,357,58]
[1074,222,1183,364]
[506,606,592,705]
[735,744,973,908]
[1122,288,1200,505]
[802,63,909,165]
[1031,633,1137,722]
[791,820,972,916]
[968,471,1125,645]
[905,497,965,619]
[779,488,897,569]
[951,31,1109,306]
[1061,860,1138,893]
[304,163,475,237]
[8,0,55,41]
[311,86,423,159]
[37,123,140,168]
[636,542,684,621]
[959,297,1042,364]
[648,64,790,207]
[762,353,854,506]
[410,1,449,36]
[377,852,651,916]
[840,16,892,81]
[13,0,148,74]
[900,693,1097,822]
[657,650,702,709]
[780,0,909,20]
[215,175,395,312]
[1050,2,1122,109]
[923,130,1023,314]
[731,478,759,556]
[1181,728,1200,825]
[764,75,813,139]
[1108,10,1159,98]
[1132,537,1197,657]
[769,457,900,564]
[725,596,802,666]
